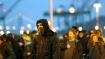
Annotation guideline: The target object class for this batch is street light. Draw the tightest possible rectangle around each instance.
[6,31,10,34]
[12,26,16,30]
[27,24,31,30]
[78,27,83,31]
[6,26,10,30]
[20,26,24,30]
[0,26,3,30]
[95,26,99,30]
[69,7,76,13]
[20,30,24,34]
[93,2,101,27]
[56,8,62,14]
[0,31,4,35]
[104,26,105,29]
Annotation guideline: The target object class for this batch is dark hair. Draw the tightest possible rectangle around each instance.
[71,26,78,32]
[87,34,98,49]
[8,33,12,36]
[23,31,27,34]
[95,29,102,36]
[89,29,95,34]
[31,30,37,34]
[63,32,68,39]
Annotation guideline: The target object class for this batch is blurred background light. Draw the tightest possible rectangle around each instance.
[69,7,76,13]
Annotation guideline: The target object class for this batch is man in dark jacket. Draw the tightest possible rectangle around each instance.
[31,19,60,59]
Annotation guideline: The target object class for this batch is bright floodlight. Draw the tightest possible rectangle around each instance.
[104,26,105,29]
[0,31,4,35]
[95,26,99,30]
[69,7,75,13]
[12,26,16,30]
[20,30,24,34]
[27,24,31,28]
[93,3,101,13]
[78,27,82,31]
[26,30,30,34]
[6,26,10,30]
[93,3,101,27]
[56,8,62,13]
[20,26,24,30]
[0,26,3,30]
[93,3,101,8]
[6,31,10,34]
[27,24,32,29]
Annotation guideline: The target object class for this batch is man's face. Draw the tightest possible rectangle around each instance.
[92,36,98,43]
[79,32,84,38]
[68,31,75,40]
[37,23,44,35]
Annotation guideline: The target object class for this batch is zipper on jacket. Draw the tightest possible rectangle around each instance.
[39,36,43,54]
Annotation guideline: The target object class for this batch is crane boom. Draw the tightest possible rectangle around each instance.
[3,0,21,17]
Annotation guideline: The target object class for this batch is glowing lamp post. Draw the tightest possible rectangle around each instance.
[12,26,16,30]
[56,8,62,14]
[27,24,31,30]
[6,26,10,30]
[95,26,99,30]
[93,3,101,27]
[0,26,3,30]
[49,0,54,29]
[69,7,76,13]
[104,26,105,30]
[78,27,83,31]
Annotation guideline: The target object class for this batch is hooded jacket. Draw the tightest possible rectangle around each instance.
[31,19,60,59]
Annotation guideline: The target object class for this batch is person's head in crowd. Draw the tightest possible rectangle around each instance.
[30,31,38,40]
[31,30,38,38]
[78,31,84,39]
[63,32,69,39]
[7,33,14,39]
[22,31,28,40]
[0,36,8,55]
[89,29,95,35]
[95,29,105,45]
[68,29,76,41]
[31,30,37,34]
[95,29,103,37]
[22,31,28,36]
[87,34,98,49]
[0,36,4,45]
[36,19,50,35]
[71,26,79,37]
[91,34,98,43]
[1,34,7,42]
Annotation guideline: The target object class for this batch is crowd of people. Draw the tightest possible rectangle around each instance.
[59,26,105,59]
[0,19,105,59]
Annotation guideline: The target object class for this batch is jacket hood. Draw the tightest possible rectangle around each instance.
[36,19,50,34]
[43,29,55,36]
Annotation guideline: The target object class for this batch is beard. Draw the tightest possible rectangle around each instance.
[38,27,44,35]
